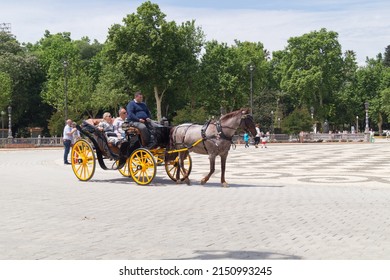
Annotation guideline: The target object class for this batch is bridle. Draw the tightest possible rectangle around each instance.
[216,113,253,141]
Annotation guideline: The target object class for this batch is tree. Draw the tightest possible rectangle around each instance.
[0,32,48,134]
[356,56,385,132]
[104,1,204,121]
[384,45,390,67]
[274,28,344,124]
[281,107,312,135]
[33,32,105,134]
[194,40,268,118]
[333,50,360,130]
[0,71,12,110]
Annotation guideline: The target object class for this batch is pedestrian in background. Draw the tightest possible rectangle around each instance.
[244,132,250,148]
[63,119,73,165]
[261,133,268,148]
[254,124,261,148]
[71,122,80,145]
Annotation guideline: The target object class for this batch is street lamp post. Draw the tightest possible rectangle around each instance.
[7,105,12,139]
[1,110,5,138]
[364,101,369,142]
[249,64,255,116]
[356,116,359,133]
[63,60,68,122]
[310,106,315,133]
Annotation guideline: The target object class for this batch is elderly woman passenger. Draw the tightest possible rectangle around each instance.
[98,112,120,146]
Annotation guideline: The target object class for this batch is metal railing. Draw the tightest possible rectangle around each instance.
[0,136,63,148]
[0,133,367,148]
[232,133,365,144]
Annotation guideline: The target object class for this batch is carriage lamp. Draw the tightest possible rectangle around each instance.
[7,105,12,139]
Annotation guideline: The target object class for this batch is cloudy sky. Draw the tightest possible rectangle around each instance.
[1,0,390,64]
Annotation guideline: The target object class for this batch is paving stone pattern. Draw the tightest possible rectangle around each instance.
[0,142,390,259]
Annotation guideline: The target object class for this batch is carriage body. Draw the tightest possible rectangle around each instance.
[70,120,191,185]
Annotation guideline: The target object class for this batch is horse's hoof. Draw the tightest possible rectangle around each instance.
[221,182,229,188]
[201,179,207,185]
[184,178,191,186]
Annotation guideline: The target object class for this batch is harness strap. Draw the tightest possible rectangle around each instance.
[200,120,212,153]
[216,121,233,141]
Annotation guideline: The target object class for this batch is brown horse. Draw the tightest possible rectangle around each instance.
[170,108,257,187]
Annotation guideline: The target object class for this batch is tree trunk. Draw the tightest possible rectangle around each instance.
[378,112,383,135]
[154,86,164,122]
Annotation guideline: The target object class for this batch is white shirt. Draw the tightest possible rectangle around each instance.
[113,117,125,138]
[63,124,73,141]
[255,127,261,137]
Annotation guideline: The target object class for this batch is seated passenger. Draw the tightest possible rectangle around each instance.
[98,112,120,146]
[113,107,127,139]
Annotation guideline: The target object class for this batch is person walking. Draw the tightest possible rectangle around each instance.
[254,124,261,148]
[244,132,250,148]
[261,132,268,148]
[63,119,73,165]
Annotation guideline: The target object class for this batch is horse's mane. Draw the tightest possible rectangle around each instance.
[220,108,250,121]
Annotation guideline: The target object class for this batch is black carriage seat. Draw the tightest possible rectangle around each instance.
[121,122,146,146]
[122,122,171,149]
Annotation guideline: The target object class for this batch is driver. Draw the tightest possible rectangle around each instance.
[126,91,159,148]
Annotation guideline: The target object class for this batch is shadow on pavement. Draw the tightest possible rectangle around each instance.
[174,249,302,260]
[88,177,284,188]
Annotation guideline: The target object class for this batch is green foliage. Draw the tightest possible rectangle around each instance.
[0,32,49,132]
[384,45,390,67]
[34,32,107,122]
[274,28,344,122]
[172,104,209,125]
[281,108,313,135]
[0,71,12,110]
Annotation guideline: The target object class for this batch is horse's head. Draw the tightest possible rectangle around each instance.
[239,108,257,137]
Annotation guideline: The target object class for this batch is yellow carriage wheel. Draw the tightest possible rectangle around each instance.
[117,158,131,177]
[71,139,96,181]
[165,153,192,182]
[129,148,156,185]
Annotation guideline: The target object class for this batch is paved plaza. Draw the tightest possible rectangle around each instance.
[1,142,390,260]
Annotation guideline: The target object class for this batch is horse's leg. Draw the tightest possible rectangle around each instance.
[175,156,181,184]
[201,154,216,185]
[220,153,229,188]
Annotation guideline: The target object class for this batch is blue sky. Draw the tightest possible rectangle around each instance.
[1,0,389,64]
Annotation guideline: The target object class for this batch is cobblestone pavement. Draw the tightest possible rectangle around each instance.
[1,142,390,260]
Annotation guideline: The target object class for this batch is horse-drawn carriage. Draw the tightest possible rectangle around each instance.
[70,119,192,185]
[71,109,256,187]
